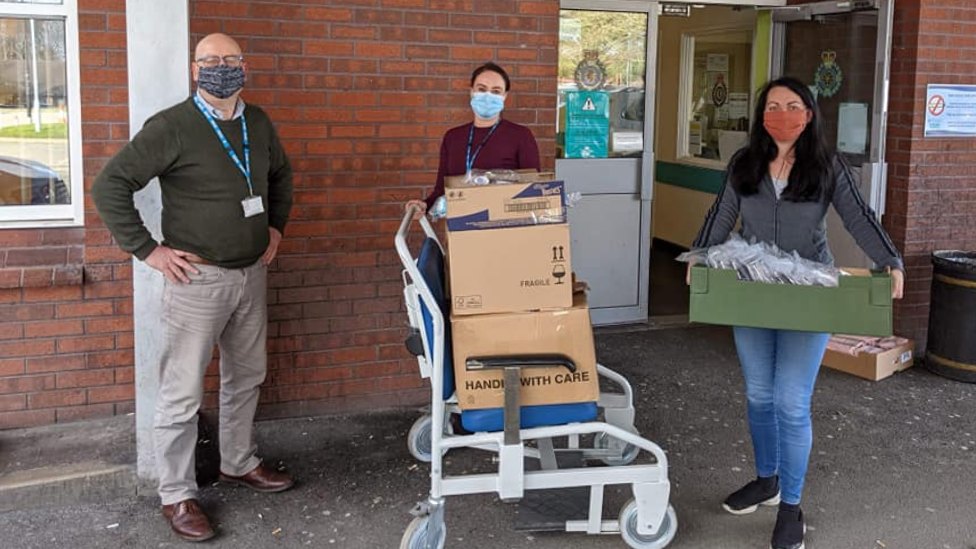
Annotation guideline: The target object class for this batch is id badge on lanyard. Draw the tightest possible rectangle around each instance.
[242,196,264,217]
[193,96,264,218]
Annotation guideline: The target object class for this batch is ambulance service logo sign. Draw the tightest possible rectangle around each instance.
[574,50,607,91]
[814,50,843,98]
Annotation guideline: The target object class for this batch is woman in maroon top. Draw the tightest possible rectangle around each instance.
[405,62,541,218]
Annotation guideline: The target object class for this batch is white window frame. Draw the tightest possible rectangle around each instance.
[0,0,84,228]
[676,25,757,171]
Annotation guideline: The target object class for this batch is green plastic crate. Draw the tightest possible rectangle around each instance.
[689,265,893,337]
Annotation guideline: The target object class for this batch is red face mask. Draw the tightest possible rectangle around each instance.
[763,110,809,142]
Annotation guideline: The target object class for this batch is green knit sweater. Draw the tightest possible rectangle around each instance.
[92,97,293,269]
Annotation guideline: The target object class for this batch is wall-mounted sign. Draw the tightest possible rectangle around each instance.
[661,3,691,17]
[838,102,869,154]
[565,91,609,158]
[712,74,728,107]
[706,54,728,73]
[925,84,976,137]
[728,93,750,120]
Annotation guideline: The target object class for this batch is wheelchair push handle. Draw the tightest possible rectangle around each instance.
[465,354,577,373]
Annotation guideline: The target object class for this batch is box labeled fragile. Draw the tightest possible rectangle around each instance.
[444,180,566,232]
[822,339,915,381]
[450,291,598,410]
[447,223,573,316]
[689,266,893,337]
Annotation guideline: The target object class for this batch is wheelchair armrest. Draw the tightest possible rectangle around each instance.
[464,354,577,373]
[404,329,425,357]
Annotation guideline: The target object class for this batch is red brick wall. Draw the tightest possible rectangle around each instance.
[884,0,926,344]
[1,0,559,430]
[187,0,559,418]
[6,0,974,431]
[0,0,559,430]
[0,0,134,429]
[886,0,976,348]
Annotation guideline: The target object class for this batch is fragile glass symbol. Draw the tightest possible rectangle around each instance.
[552,246,567,284]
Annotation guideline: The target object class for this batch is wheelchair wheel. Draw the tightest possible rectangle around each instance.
[400,515,446,549]
[407,414,434,462]
[594,431,640,466]
[619,500,677,549]
[407,414,452,462]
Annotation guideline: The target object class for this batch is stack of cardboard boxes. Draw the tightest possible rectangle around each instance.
[444,172,600,411]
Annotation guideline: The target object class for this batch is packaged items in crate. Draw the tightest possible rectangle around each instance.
[678,234,845,287]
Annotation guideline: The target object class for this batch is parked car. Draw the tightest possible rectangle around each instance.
[0,155,69,205]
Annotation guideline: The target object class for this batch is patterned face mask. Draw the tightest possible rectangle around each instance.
[197,65,245,99]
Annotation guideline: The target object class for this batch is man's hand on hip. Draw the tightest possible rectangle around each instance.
[146,246,200,284]
[262,227,282,266]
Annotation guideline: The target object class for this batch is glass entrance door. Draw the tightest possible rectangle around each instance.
[556,1,657,325]
[772,0,894,268]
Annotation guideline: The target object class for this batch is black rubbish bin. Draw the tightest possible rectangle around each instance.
[926,250,976,383]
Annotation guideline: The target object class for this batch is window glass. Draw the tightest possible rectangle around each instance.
[681,30,753,164]
[0,16,70,206]
[557,9,647,159]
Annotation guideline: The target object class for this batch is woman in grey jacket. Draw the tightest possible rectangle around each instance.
[691,77,904,549]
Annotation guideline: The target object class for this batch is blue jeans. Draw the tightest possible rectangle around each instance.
[732,327,830,505]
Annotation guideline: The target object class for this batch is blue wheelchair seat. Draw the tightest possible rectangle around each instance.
[415,237,598,433]
[417,238,455,402]
[460,402,598,433]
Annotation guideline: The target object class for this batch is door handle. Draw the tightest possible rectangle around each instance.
[640,151,654,201]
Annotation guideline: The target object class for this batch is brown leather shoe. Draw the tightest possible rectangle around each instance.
[218,463,294,493]
[161,499,215,542]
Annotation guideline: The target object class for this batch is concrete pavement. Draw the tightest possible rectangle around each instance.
[1,325,974,549]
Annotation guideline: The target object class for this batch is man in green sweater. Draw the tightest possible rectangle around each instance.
[92,33,293,543]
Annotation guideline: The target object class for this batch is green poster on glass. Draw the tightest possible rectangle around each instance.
[565,91,609,159]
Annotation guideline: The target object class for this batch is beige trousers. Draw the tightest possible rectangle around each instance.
[154,261,267,505]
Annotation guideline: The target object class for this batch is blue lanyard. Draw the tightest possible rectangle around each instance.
[465,121,500,173]
[193,95,252,196]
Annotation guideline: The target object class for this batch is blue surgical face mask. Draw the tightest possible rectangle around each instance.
[470,92,505,120]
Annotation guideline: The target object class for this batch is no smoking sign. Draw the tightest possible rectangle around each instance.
[924,84,976,137]
[928,94,946,116]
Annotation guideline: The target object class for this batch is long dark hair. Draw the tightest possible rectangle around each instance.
[729,77,834,201]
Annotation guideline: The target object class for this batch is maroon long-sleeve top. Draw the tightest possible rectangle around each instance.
[424,118,541,210]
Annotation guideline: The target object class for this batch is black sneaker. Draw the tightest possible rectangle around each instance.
[722,476,781,515]
[771,504,806,549]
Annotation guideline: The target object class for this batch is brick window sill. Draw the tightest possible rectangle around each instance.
[0,265,84,289]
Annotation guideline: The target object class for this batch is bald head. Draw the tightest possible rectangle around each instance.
[195,33,242,60]
[192,34,247,105]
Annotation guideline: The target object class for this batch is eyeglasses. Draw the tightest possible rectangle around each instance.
[195,55,244,68]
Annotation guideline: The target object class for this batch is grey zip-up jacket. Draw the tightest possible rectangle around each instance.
[693,155,903,271]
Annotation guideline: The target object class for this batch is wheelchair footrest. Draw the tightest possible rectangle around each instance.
[512,487,591,532]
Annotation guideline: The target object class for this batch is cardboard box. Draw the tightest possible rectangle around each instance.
[444,179,566,232]
[447,223,573,316]
[689,266,893,337]
[822,339,915,381]
[450,291,599,410]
